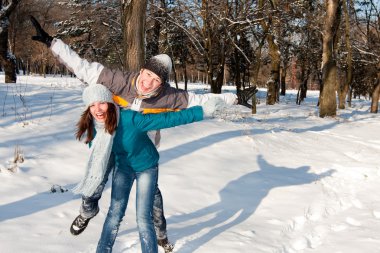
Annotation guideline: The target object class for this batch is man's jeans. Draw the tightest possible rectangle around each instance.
[96,166,158,253]
[79,154,168,240]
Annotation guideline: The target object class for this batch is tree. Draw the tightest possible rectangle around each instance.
[200,0,226,93]
[55,0,122,68]
[146,0,164,59]
[319,0,342,118]
[294,0,323,105]
[4,0,379,116]
[122,0,147,71]
[371,78,380,112]
[59,0,147,72]
[0,0,20,83]
[226,0,258,94]
[337,0,353,109]
[258,0,281,105]
[169,19,191,90]
[349,0,380,112]
[171,0,237,94]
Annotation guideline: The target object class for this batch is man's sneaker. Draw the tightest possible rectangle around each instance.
[70,215,92,235]
[158,238,174,253]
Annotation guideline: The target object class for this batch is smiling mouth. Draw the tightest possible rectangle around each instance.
[95,112,105,118]
[142,84,151,90]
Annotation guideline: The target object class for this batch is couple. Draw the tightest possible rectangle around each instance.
[76,83,219,252]
[31,17,240,253]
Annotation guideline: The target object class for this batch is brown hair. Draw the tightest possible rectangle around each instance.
[76,103,118,144]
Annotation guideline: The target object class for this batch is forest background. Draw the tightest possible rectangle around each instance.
[0,0,379,116]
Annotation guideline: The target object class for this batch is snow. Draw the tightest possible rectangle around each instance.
[1,74,380,253]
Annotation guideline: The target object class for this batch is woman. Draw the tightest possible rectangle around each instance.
[74,83,223,253]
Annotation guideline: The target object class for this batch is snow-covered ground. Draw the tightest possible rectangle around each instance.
[0,74,379,253]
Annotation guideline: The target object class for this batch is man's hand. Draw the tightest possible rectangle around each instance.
[30,15,53,47]
[237,86,258,108]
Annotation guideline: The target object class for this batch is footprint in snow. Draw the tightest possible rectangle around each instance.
[289,236,308,251]
[306,225,329,249]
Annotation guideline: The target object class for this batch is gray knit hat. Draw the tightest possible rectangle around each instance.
[82,84,113,107]
[142,54,172,83]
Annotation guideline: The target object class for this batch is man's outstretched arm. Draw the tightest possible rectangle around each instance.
[30,16,104,86]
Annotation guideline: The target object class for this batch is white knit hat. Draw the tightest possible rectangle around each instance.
[82,84,113,107]
[142,54,172,83]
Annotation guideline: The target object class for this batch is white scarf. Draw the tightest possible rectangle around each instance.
[72,121,115,197]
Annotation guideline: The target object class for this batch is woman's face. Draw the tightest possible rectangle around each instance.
[89,102,109,123]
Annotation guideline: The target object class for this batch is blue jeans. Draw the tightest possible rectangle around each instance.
[152,187,167,240]
[96,166,159,253]
[79,155,168,240]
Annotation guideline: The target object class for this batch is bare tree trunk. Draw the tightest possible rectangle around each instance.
[146,0,164,58]
[234,46,242,93]
[43,63,46,78]
[251,93,257,114]
[121,0,147,71]
[338,0,352,109]
[320,0,341,118]
[172,62,178,89]
[0,0,19,83]
[182,60,188,91]
[280,64,286,96]
[267,34,281,105]
[266,79,276,105]
[347,86,352,107]
[251,41,264,85]
[297,67,309,105]
[202,0,223,94]
[371,80,380,113]
[202,0,212,91]
[211,50,225,93]
[258,0,280,105]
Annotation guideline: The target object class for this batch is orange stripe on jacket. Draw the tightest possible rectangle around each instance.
[112,95,180,114]
[113,95,129,107]
[142,108,180,114]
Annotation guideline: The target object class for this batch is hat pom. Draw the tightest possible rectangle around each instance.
[143,54,172,83]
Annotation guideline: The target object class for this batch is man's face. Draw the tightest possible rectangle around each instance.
[138,69,162,95]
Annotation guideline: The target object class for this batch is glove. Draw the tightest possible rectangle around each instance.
[202,97,226,118]
[30,15,53,47]
[237,86,258,108]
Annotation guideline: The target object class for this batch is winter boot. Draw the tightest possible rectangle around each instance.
[70,215,93,235]
[158,237,174,253]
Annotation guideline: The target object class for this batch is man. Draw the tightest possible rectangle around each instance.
[31,16,255,253]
